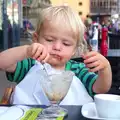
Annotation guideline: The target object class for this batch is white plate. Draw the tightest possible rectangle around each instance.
[81,102,119,120]
[0,106,9,115]
[0,106,24,120]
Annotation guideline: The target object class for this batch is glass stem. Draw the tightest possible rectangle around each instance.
[51,103,59,108]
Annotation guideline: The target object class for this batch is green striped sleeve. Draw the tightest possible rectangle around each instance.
[87,74,98,96]
[77,63,98,96]
[6,58,35,84]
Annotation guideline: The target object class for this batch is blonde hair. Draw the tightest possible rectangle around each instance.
[35,5,88,55]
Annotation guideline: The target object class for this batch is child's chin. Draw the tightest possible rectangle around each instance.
[48,59,60,65]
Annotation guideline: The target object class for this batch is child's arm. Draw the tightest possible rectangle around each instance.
[0,45,29,72]
[83,51,112,93]
[0,43,49,72]
[93,64,112,93]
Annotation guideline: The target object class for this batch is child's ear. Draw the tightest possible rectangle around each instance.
[33,32,38,43]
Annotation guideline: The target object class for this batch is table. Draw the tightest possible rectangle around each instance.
[56,105,87,120]
[107,49,120,56]
[0,105,88,120]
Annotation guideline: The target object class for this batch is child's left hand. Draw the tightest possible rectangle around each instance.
[82,51,110,72]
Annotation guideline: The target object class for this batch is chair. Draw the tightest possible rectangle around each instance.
[1,86,15,105]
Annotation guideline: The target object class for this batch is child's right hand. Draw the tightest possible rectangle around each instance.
[27,43,50,63]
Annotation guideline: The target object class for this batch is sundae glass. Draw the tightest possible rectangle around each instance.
[41,70,74,118]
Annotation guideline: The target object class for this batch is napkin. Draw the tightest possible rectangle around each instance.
[11,61,93,105]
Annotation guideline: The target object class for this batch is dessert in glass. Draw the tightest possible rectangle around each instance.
[40,70,74,118]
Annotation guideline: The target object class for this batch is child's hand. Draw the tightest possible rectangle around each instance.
[82,51,109,72]
[27,43,49,63]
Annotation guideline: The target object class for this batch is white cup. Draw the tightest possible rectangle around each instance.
[94,94,120,119]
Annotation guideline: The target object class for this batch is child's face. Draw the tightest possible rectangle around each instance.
[37,20,77,69]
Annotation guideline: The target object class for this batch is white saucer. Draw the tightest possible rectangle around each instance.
[81,102,119,120]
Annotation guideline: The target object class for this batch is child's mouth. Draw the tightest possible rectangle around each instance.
[50,54,62,60]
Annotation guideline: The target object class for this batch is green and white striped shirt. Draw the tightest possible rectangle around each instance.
[6,58,98,96]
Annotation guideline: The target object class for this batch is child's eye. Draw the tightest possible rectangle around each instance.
[63,43,71,46]
[46,39,53,42]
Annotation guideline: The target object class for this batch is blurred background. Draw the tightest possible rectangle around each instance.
[0,0,120,99]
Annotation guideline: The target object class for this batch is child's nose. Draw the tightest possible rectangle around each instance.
[52,42,62,51]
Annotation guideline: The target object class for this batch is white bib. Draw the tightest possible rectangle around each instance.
[11,62,93,105]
